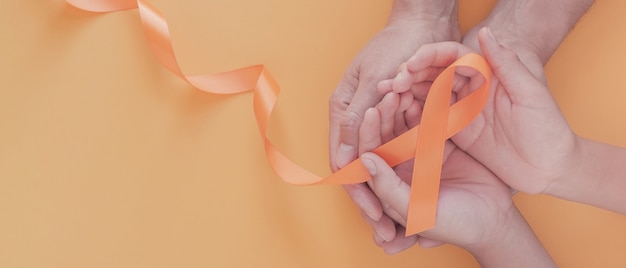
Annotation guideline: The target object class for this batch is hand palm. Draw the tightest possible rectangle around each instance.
[389,140,513,247]
[360,93,512,249]
[384,41,577,194]
[451,61,577,194]
[330,21,460,171]
[425,144,512,247]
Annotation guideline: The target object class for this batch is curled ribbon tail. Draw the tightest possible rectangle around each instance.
[253,70,372,185]
[66,0,138,12]
[65,0,492,238]
[252,69,321,185]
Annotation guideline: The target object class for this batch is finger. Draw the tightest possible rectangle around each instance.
[396,62,408,74]
[449,66,488,104]
[405,99,422,129]
[361,210,397,242]
[343,184,383,221]
[358,108,383,155]
[392,66,443,94]
[361,152,411,226]
[416,237,446,248]
[393,107,408,137]
[376,93,400,143]
[330,76,384,171]
[329,75,358,172]
[347,108,385,221]
[404,71,474,102]
[398,91,414,112]
[477,27,551,107]
[406,42,475,72]
[380,226,419,254]
[377,79,394,94]
[393,160,414,185]
[408,81,433,101]
[391,42,474,94]
[379,201,407,226]
[392,92,413,136]
[373,232,385,247]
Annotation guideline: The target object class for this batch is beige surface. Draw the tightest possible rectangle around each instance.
[1,0,626,267]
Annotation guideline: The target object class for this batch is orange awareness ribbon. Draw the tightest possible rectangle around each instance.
[65,0,491,236]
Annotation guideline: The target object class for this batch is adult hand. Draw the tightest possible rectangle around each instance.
[360,134,556,267]
[359,83,556,267]
[329,1,460,242]
[330,5,460,171]
[461,0,594,78]
[357,92,514,255]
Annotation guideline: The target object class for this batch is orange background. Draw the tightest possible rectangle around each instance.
[2,0,626,267]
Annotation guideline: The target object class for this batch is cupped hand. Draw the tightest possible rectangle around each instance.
[357,91,514,253]
[330,18,460,171]
[329,15,460,242]
[382,28,578,194]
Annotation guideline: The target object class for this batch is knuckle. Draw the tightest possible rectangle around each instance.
[359,72,379,84]
[330,74,360,109]
[329,89,351,108]
[339,110,363,131]
[381,201,392,212]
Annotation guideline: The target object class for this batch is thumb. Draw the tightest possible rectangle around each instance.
[361,152,411,226]
[477,27,551,107]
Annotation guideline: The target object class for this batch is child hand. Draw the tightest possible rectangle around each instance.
[381,27,579,195]
[356,91,513,253]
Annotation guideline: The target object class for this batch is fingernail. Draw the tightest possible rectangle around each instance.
[373,232,385,245]
[361,157,377,176]
[395,70,406,83]
[375,229,391,243]
[336,143,355,168]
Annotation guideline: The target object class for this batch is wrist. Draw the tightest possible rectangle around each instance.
[466,0,594,64]
[386,0,460,42]
[463,204,517,255]
[388,0,459,27]
[543,136,626,215]
[465,207,557,268]
[543,135,589,197]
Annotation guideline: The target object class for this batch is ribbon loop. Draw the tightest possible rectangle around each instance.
[66,0,491,236]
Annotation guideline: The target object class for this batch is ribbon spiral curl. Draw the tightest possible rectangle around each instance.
[66,0,491,235]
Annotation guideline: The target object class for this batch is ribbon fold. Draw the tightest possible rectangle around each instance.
[65,0,491,235]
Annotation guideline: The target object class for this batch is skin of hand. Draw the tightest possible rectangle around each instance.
[328,0,460,242]
[457,0,626,215]
[358,93,514,254]
[453,0,593,193]
[367,25,626,253]
[356,92,424,252]
[361,149,556,267]
[330,0,460,172]
[462,0,594,72]
[383,28,577,195]
[355,28,516,252]
[352,24,581,252]
[358,93,557,267]
[336,0,593,240]
[341,0,599,254]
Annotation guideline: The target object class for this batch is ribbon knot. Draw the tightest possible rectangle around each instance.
[66,0,491,236]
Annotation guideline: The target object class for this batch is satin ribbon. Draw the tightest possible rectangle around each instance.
[65,0,491,236]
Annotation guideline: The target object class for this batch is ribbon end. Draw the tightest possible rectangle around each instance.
[405,217,436,236]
